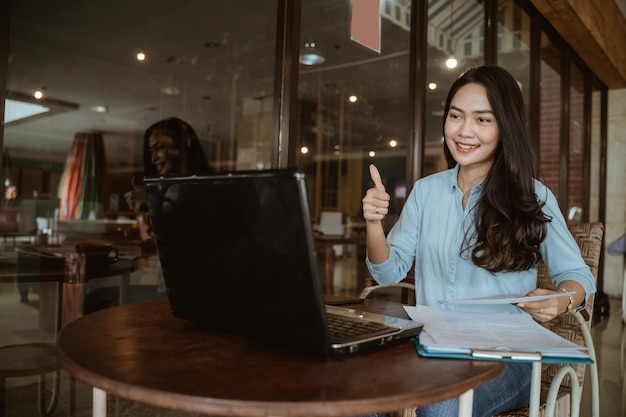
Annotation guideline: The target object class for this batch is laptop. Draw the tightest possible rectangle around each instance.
[143,169,422,356]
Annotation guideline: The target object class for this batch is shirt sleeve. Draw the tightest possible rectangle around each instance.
[536,182,597,309]
[366,181,422,285]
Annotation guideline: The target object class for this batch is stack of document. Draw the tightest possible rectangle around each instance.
[405,297,589,362]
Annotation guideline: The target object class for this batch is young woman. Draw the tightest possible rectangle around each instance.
[125,117,210,210]
[361,65,595,416]
[142,117,210,176]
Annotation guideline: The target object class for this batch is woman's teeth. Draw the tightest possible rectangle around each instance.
[457,143,478,150]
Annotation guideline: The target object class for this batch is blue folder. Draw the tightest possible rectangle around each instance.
[414,338,593,364]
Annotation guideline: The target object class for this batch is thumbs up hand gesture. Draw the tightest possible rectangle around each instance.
[362,164,390,222]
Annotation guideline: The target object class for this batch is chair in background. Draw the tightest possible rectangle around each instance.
[0,250,74,417]
[0,343,61,417]
[319,211,344,235]
[360,222,603,417]
[359,277,416,305]
[606,232,626,322]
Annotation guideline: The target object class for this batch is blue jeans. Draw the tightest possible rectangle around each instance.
[415,362,532,417]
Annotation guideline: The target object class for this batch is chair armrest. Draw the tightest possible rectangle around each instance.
[359,282,416,299]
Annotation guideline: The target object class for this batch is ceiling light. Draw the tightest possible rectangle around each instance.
[33,90,44,99]
[446,56,458,69]
[428,82,437,90]
[162,87,180,96]
[90,105,108,113]
[299,42,325,66]
[446,1,458,70]
[136,52,147,61]
[348,95,358,103]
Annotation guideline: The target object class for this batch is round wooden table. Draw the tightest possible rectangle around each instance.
[56,299,504,417]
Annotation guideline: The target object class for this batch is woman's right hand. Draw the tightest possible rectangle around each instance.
[362,164,391,264]
[124,191,134,210]
[124,188,146,211]
[362,164,390,222]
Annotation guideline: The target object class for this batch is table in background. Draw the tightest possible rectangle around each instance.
[314,234,370,295]
[56,298,504,417]
[16,246,138,328]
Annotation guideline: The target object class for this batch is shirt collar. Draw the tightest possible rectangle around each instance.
[449,164,461,192]
[449,164,487,194]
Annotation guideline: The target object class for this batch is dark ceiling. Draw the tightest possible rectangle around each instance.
[3,0,487,168]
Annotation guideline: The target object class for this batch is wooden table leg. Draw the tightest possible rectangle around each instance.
[316,245,335,296]
[119,270,130,305]
[323,246,334,295]
[62,282,85,328]
[356,242,371,291]
[1,377,6,416]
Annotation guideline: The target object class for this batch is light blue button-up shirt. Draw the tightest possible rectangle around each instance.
[366,166,596,314]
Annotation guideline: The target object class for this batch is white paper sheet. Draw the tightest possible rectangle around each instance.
[404,305,588,359]
[439,292,574,305]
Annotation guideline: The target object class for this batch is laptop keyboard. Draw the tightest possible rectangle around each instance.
[326,313,393,341]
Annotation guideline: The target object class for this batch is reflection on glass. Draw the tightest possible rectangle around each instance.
[4,1,277,234]
[589,85,601,222]
[297,0,410,223]
[424,0,484,177]
[497,0,530,117]
[567,63,584,222]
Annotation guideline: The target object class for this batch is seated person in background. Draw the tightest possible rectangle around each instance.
[125,117,210,211]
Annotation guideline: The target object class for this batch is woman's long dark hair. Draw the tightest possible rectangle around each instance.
[443,66,551,273]
[143,117,210,176]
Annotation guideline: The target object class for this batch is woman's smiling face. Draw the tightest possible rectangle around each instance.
[444,83,500,172]
[149,133,181,175]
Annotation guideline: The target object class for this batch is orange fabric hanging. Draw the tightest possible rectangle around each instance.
[58,133,105,219]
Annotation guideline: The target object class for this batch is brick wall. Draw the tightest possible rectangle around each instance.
[538,62,584,217]
[539,64,561,197]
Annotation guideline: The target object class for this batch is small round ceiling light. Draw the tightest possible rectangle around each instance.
[90,105,109,114]
[446,56,458,69]
[162,87,180,96]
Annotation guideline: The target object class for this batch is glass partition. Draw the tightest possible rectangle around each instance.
[0,0,611,314]
[497,0,530,117]
[297,0,411,225]
[4,0,277,225]
[2,0,278,325]
[423,0,484,177]
[538,31,562,198]
[567,62,585,222]
[589,84,601,222]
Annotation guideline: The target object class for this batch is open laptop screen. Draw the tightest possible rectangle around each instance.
[144,169,332,354]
